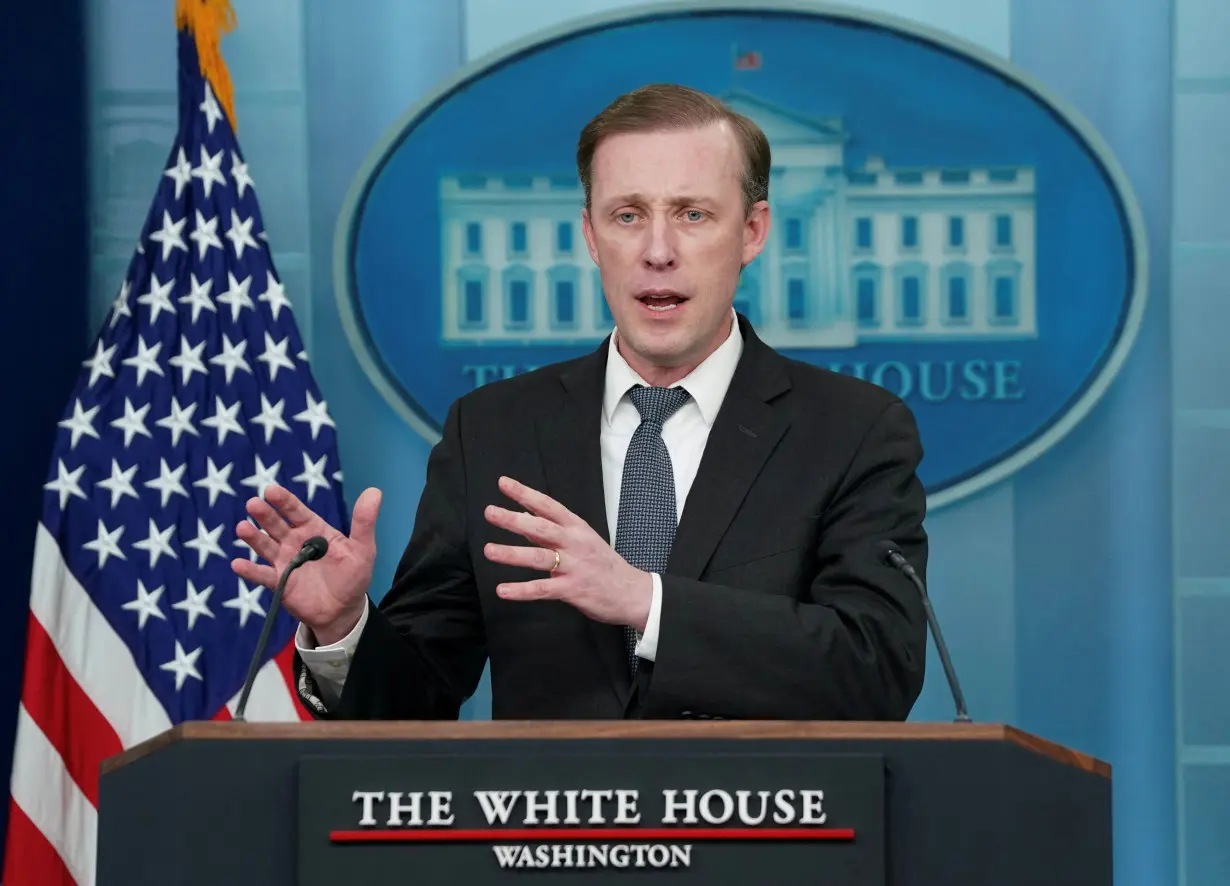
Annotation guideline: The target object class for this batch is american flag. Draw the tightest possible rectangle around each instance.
[2,21,347,885]
[733,48,762,71]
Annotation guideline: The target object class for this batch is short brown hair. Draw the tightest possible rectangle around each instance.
[576,83,771,215]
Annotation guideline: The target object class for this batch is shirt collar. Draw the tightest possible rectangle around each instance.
[602,308,743,427]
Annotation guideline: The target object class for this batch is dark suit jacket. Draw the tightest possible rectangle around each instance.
[296,314,929,721]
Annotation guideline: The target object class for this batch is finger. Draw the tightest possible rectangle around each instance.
[264,484,323,532]
[231,557,281,590]
[349,487,383,548]
[484,505,562,545]
[235,520,279,563]
[244,496,293,542]
[498,476,577,526]
[484,543,559,572]
[496,578,560,601]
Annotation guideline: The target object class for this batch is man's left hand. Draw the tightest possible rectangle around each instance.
[483,476,651,631]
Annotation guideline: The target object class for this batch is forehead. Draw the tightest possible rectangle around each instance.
[590,122,743,202]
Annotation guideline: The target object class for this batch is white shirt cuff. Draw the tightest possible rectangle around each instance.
[295,598,370,708]
[633,573,662,662]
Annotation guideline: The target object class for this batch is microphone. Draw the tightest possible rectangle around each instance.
[233,536,329,722]
[877,540,971,723]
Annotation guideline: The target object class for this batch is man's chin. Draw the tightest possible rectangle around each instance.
[618,328,696,366]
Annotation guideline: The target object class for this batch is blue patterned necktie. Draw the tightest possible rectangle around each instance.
[613,384,693,675]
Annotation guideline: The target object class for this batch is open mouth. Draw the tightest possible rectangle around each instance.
[636,290,688,313]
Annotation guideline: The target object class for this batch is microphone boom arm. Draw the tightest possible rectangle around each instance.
[880,542,971,723]
[233,536,328,722]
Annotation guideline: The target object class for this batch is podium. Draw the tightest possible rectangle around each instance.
[97,721,1111,885]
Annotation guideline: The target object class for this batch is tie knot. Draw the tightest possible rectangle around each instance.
[629,385,691,426]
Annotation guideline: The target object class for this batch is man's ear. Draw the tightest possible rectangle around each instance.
[741,200,771,267]
[581,206,601,267]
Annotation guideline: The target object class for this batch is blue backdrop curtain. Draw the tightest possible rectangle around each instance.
[0,0,91,869]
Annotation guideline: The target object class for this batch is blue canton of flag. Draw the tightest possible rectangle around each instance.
[40,28,348,726]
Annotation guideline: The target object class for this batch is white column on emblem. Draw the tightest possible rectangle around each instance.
[762,218,780,333]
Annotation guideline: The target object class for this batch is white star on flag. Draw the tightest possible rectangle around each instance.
[210,333,252,383]
[224,579,266,628]
[191,145,227,198]
[192,457,237,507]
[149,211,188,261]
[179,273,216,323]
[225,209,259,258]
[83,340,117,387]
[165,147,193,198]
[251,394,291,443]
[57,400,101,449]
[242,455,281,500]
[173,579,216,630]
[83,520,127,570]
[122,579,168,630]
[110,398,153,447]
[96,459,139,508]
[293,391,336,440]
[143,458,189,508]
[217,271,254,322]
[259,271,291,319]
[121,335,166,385]
[160,642,204,690]
[230,150,254,197]
[132,518,178,568]
[201,396,246,444]
[183,518,227,569]
[189,209,223,259]
[155,396,201,445]
[43,460,87,510]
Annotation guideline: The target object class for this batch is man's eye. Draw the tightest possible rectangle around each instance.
[617,212,637,223]
[684,210,704,221]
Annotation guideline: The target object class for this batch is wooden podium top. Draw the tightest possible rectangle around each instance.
[101,720,1110,779]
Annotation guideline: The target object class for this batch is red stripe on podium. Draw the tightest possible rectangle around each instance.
[330,827,855,843]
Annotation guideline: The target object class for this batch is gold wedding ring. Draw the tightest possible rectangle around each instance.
[549,550,560,573]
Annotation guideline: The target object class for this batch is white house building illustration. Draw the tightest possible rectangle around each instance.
[437,91,1037,348]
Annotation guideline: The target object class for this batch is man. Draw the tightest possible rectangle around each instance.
[230,83,929,721]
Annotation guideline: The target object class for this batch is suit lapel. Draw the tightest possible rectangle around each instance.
[535,345,611,546]
[535,340,633,707]
[668,319,792,580]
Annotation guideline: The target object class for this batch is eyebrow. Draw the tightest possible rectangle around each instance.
[603,193,715,209]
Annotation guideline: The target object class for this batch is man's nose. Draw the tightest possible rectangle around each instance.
[641,216,677,270]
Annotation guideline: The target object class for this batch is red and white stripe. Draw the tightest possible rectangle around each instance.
[2,523,310,885]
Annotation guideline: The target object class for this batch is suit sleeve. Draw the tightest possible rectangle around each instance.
[293,399,487,720]
[641,398,929,721]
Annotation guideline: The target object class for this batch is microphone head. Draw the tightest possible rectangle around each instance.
[876,539,913,572]
[301,536,329,561]
[875,539,900,562]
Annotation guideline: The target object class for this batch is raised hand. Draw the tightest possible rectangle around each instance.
[483,476,653,630]
[231,484,382,646]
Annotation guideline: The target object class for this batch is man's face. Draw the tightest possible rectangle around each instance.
[581,121,770,373]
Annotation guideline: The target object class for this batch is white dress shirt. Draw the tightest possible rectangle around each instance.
[297,311,743,708]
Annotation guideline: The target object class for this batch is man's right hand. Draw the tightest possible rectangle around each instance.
[230,484,383,647]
